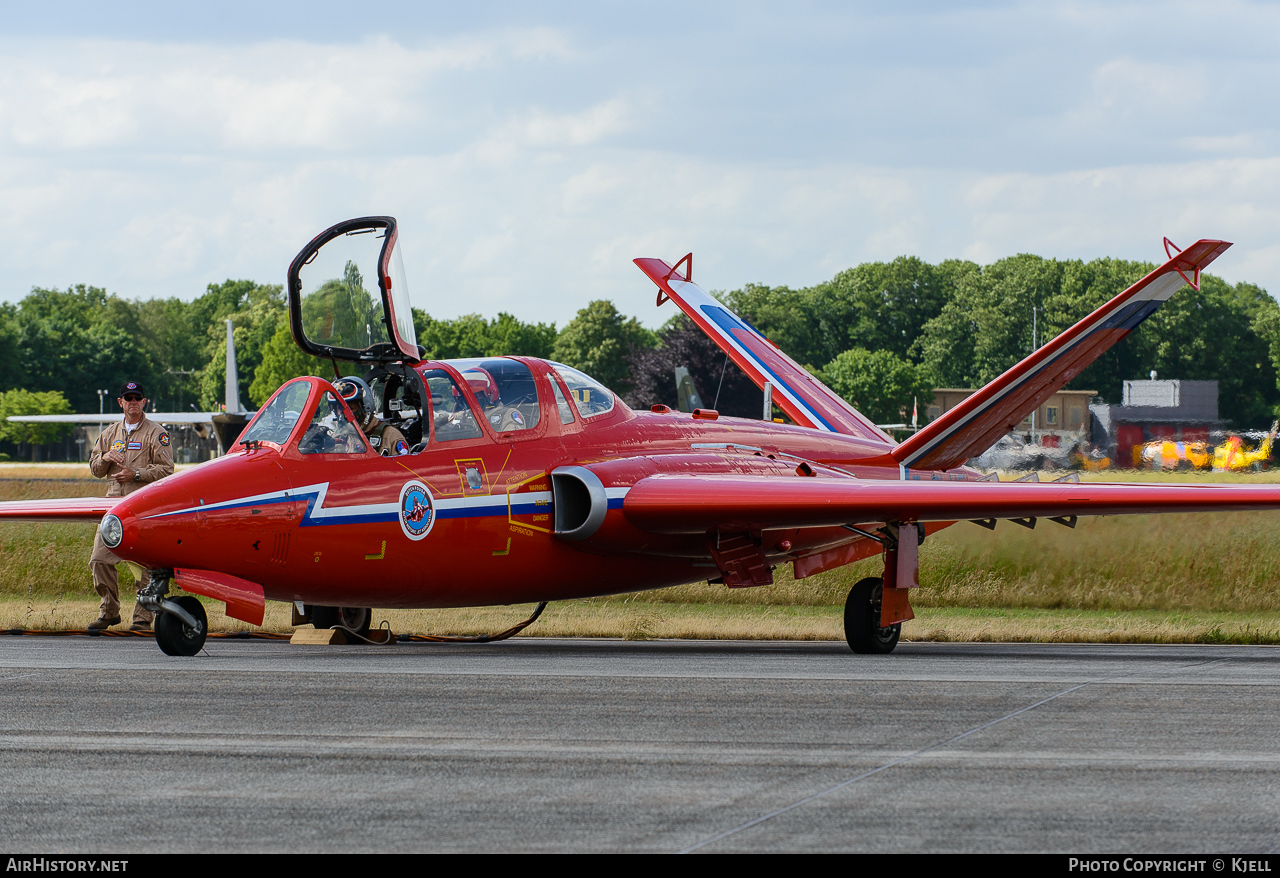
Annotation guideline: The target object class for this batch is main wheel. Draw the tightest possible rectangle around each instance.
[155,596,208,657]
[310,605,371,638]
[844,577,900,655]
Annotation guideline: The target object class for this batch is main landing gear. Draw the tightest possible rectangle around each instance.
[137,570,208,656]
[843,576,901,655]
[309,605,372,639]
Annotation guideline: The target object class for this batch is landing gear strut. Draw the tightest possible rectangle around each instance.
[843,576,900,654]
[138,570,208,656]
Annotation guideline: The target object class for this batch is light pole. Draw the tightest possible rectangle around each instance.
[97,389,109,415]
[1030,306,1038,445]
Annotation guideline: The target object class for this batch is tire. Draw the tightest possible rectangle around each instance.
[843,577,900,655]
[310,605,371,638]
[155,596,208,657]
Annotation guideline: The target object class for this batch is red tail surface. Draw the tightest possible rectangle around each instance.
[633,257,893,444]
[892,238,1232,472]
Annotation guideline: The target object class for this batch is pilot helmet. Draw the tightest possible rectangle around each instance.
[463,369,499,408]
[334,376,375,430]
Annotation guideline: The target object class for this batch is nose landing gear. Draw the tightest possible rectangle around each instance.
[137,570,209,656]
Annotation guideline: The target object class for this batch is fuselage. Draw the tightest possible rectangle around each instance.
[101,357,972,609]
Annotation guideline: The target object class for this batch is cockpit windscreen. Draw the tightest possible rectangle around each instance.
[239,380,311,446]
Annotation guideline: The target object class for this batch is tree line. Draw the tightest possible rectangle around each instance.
[3,252,1278,452]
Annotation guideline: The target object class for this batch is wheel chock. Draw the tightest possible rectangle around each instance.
[290,627,349,645]
[289,627,396,645]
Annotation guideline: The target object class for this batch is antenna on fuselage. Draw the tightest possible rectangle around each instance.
[224,318,243,415]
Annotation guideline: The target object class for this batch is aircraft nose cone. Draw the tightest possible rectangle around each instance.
[106,481,197,569]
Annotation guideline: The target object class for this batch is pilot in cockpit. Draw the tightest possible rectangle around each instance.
[297,390,367,454]
[464,369,528,433]
[336,376,409,456]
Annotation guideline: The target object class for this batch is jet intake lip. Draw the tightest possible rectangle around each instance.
[551,466,608,541]
[100,513,124,549]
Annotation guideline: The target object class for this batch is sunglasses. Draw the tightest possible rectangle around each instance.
[122,394,143,402]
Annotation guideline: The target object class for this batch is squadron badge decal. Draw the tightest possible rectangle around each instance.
[110,439,126,453]
[159,433,170,447]
[398,479,435,541]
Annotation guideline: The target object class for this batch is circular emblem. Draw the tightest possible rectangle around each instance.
[394,439,409,456]
[159,432,170,447]
[398,480,435,541]
[110,439,126,453]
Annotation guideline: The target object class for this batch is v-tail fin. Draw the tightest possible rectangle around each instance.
[633,256,892,443]
[892,238,1233,472]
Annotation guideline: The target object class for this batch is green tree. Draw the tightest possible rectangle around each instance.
[0,389,74,460]
[195,281,286,410]
[248,322,331,405]
[14,285,154,412]
[723,257,967,368]
[414,310,558,360]
[913,256,1150,389]
[300,260,388,352]
[1123,276,1280,426]
[820,348,934,426]
[551,300,655,394]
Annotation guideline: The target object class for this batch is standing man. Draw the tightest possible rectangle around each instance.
[87,382,174,630]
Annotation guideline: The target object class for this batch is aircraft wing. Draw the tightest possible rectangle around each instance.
[621,474,1280,533]
[6,412,220,425]
[892,238,1233,472]
[633,257,891,442]
[0,497,115,522]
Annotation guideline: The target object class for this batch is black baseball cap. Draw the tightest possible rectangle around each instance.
[119,382,145,398]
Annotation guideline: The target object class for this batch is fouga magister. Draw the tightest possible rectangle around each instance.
[4,218,1276,656]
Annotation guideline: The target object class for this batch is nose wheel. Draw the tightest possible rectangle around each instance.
[844,576,901,654]
[155,596,208,656]
[138,570,209,657]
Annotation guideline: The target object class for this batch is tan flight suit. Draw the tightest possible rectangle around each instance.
[88,417,174,624]
[369,422,410,456]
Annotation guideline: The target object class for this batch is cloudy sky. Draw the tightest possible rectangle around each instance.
[2,1,1278,326]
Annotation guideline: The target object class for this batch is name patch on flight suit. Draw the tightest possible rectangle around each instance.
[127,442,142,451]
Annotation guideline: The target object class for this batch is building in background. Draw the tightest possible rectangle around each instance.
[1089,379,1222,466]
[928,388,1097,448]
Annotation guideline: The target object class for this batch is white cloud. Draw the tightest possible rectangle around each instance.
[3,5,1280,334]
[0,31,572,153]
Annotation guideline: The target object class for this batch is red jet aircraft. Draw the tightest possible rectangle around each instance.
[5,218,1279,657]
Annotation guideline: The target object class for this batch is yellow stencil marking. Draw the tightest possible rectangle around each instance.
[365,541,386,560]
[490,447,513,490]
[492,538,511,557]
[313,551,322,563]
[393,457,452,499]
[456,458,490,494]
[506,470,553,534]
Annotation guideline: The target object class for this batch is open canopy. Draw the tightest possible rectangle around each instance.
[286,216,421,364]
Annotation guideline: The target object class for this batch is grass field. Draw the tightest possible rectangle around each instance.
[4,463,1280,643]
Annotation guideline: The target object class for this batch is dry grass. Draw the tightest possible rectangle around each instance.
[5,465,1280,643]
[7,598,1279,645]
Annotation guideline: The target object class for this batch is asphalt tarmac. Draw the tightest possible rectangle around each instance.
[1,636,1278,853]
